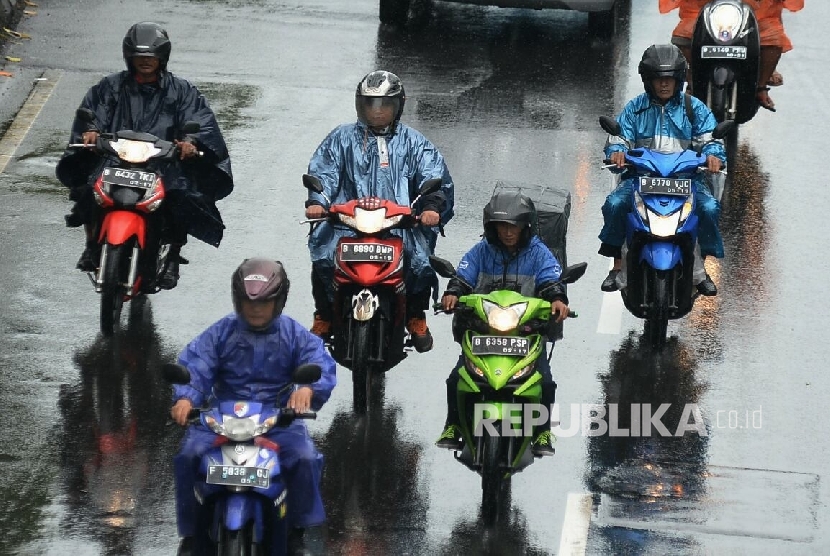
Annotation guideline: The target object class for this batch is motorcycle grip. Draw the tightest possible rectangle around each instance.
[282,408,317,420]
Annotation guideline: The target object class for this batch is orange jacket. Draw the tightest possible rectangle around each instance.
[660,0,803,51]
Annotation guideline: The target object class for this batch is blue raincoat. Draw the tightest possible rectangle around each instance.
[306,121,454,298]
[172,313,336,534]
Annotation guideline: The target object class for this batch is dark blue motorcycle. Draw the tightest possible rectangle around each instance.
[163,363,320,556]
[599,116,733,348]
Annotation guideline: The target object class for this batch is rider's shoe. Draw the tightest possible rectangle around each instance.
[407,316,433,353]
[158,259,180,290]
[435,424,463,450]
[176,537,194,556]
[696,274,718,296]
[310,314,331,338]
[531,430,556,457]
[600,270,620,292]
[76,243,100,272]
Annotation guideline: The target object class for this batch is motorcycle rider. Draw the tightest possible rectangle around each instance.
[659,0,804,111]
[435,191,569,457]
[169,258,337,555]
[304,70,454,352]
[599,44,726,296]
[56,21,234,289]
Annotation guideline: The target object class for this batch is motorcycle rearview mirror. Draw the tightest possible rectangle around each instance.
[711,120,735,140]
[162,363,191,384]
[599,116,621,137]
[302,174,324,194]
[292,364,322,385]
[181,121,201,135]
[429,255,457,279]
[559,262,588,284]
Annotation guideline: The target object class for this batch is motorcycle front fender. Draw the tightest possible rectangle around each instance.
[99,211,147,248]
[222,493,263,532]
[640,242,682,271]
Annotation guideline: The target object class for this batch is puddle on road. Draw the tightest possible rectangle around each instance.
[592,464,819,544]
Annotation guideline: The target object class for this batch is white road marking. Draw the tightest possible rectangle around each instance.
[0,69,63,173]
[558,492,593,556]
[597,258,623,335]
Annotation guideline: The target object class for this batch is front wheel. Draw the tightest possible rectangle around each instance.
[100,244,126,336]
[351,320,373,414]
[645,270,669,350]
[480,433,506,525]
[218,525,254,556]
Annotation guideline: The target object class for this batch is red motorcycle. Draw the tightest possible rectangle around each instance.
[70,108,201,336]
[303,175,441,413]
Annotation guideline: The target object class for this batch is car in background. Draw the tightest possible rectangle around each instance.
[380,0,621,37]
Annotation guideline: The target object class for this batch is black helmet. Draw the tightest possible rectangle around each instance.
[122,22,171,72]
[483,191,536,248]
[355,70,406,134]
[638,44,687,99]
[231,258,290,328]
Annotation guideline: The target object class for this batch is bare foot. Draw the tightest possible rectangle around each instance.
[768,71,784,87]
[756,88,776,112]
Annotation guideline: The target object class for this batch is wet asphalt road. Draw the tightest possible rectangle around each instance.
[0,0,828,554]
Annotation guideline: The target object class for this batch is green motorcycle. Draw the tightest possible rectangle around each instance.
[429,256,586,522]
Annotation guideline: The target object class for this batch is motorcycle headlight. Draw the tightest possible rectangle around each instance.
[510,364,534,381]
[482,300,527,332]
[221,416,258,441]
[647,209,682,238]
[464,356,485,378]
[253,416,277,436]
[109,139,161,163]
[339,208,403,234]
[707,3,744,44]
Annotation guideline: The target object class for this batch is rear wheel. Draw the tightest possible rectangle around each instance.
[480,432,505,525]
[379,0,410,26]
[645,271,669,350]
[100,244,126,336]
[351,321,373,414]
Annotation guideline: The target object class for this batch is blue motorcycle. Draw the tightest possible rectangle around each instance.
[163,363,321,556]
[599,116,733,348]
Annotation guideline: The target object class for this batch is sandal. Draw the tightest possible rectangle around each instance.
[756,87,776,112]
[767,71,783,87]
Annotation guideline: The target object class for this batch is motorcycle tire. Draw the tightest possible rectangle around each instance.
[218,524,254,556]
[100,243,126,336]
[351,320,372,414]
[480,431,505,525]
[645,270,670,350]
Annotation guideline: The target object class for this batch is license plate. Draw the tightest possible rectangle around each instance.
[339,243,395,263]
[470,335,530,356]
[701,45,747,59]
[206,465,270,488]
[639,177,691,196]
[102,167,157,189]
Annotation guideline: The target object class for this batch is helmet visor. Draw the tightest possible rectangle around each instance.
[357,96,400,128]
